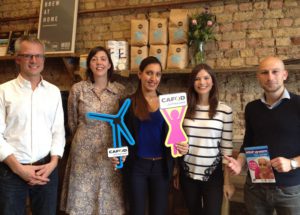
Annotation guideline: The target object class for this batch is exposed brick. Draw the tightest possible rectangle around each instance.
[264,9,284,19]
[218,41,232,50]
[136,14,147,19]
[248,20,264,29]
[264,19,278,28]
[233,11,250,21]
[269,0,283,9]
[216,58,230,68]
[233,22,248,31]
[219,23,233,32]
[278,18,294,27]
[245,57,259,66]
[85,2,95,10]
[217,14,233,23]
[101,32,113,40]
[107,0,127,7]
[110,22,130,31]
[210,5,224,14]
[222,31,246,41]
[224,49,239,58]
[255,47,275,57]
[140,0,152,3]
[273,27,300,37]
[205,41,218,51]
[276,46,289,55]
[113,15,124,22]
[224,4,238,13]
[254,2,268,10]
[205,59,216,68]
[129,0,139,5]
[295,18,300,26]
[284,8,300,18]
[112,31,124,39]
[276,38,291,46]
[239,3,253,11]
[231,58,244,67]
[284,1,298,7]
[261,38,275,47]
[91,34,100,40]
[291,37,300,45]
[240,48,254,57]
[248,30,272,39]
[95,2,106,7]
[82,18,93,25]
[232,40,246,49]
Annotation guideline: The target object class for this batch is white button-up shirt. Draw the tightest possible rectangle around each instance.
[0,75,65,163]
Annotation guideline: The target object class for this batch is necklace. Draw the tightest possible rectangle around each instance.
[146,96,157,102]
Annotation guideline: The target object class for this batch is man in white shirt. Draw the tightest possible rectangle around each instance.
[0,35,65,215]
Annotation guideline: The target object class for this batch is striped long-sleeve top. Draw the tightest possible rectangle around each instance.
[182,102,233,181]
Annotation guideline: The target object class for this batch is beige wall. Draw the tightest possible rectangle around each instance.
[1,0,300,68]
[1,0,300,138]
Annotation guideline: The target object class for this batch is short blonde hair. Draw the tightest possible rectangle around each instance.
[14,35,45,54]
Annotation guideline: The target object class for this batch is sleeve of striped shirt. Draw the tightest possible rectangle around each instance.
[220,105,233,163]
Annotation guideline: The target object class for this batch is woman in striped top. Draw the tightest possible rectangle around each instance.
[178,64,235,215]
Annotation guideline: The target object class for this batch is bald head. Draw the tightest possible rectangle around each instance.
[256,56,288,97]
[259,56,285,72]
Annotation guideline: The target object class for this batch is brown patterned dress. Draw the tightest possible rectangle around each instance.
[60,80,126,215]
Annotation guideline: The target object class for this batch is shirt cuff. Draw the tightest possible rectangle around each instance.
[0,144,15,162]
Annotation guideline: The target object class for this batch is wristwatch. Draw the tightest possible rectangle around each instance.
[290,159,298,170]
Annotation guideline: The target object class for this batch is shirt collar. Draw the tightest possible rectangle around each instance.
[86,80,119,95]
[260,88,290,109]
[17,74,47,89]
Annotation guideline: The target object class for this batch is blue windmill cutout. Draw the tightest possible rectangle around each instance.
[86,98,135,169]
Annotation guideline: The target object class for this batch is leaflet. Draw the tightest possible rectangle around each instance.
[244,145,275,183]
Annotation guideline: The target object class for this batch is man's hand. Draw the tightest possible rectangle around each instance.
[177,142,189,155]
[29,156,59,185]
[17,165,50,185]
[271,157,292,172]
[224,155,242,175]
[224,184,235,200]
[4,154,49,185]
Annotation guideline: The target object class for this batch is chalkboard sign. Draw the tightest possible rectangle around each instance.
[38,0,79,54]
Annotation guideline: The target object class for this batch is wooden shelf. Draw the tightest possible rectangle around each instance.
[0,0,208,22]
[116,63,300,77]
[79,0,208,15]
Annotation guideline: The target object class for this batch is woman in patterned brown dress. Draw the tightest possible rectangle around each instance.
[60,46,126,215]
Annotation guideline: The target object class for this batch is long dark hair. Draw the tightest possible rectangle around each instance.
[86,46,114,82]
[131,56,162,120]
[186,64,219,119]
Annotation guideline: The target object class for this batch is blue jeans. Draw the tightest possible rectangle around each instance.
[0,162,58,215]
[128,157,169,215]
[244,175,300,215]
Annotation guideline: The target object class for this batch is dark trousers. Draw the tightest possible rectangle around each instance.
[0,162,58,215]
[244,175,300,215]
[180,168,223,215]
[128,158,169,215]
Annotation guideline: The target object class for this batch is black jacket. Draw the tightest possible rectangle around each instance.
[121,97,174,180]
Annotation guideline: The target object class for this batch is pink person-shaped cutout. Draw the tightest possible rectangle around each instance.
[162,106,188,156]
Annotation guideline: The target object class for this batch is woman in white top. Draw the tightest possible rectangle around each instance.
[176,64,235,215]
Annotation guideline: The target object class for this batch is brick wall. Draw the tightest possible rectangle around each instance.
[1,0,300,138]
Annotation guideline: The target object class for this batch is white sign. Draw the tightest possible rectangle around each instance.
[159,92,187,109]
[107,146,129,158]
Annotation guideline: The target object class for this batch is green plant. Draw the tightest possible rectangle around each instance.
[188,8,216,45]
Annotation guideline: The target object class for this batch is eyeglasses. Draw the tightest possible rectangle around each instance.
[17,54,45,60]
